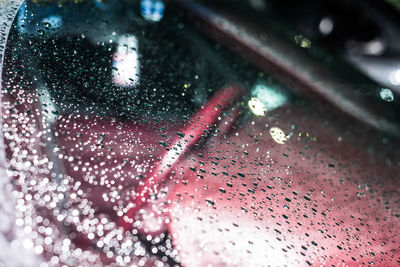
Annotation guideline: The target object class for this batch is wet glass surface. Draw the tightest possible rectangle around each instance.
[1,0,399,266]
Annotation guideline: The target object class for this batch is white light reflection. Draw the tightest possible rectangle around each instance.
[248,97,267,116]
[112,34,140,88]
[363,39,385,55]
[379,88,394,102]
[389,69,400,86]
[319,16,334,36]
[270,127,290,144]
[248,83,288,116]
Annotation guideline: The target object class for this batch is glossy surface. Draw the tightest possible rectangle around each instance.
[0,1,399,266]
[169,105,400,266]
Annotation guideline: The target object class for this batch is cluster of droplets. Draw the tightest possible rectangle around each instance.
[1,69,178,265]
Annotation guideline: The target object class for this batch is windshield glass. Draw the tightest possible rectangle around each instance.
[1,1,399,266]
